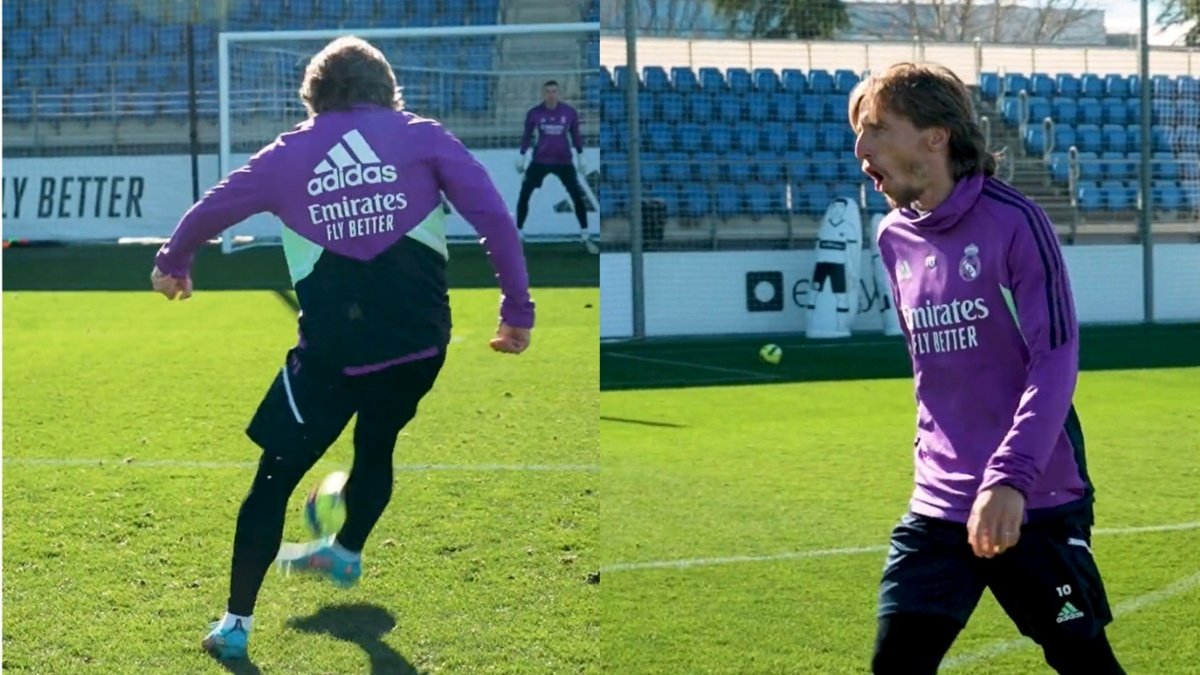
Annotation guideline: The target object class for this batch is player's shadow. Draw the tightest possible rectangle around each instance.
[216,657,263,675]
[287,603,424,674]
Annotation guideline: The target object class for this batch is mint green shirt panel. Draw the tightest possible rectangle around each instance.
[281,227,325,285]
[405,207,449,260]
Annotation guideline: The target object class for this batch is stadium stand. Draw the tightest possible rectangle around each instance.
[601,63,1200,244]
[3,0,600,155]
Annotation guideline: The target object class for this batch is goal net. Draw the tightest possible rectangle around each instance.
[218,23,600,252]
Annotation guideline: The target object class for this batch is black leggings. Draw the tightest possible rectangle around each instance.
[516,164,588,231]
[872,613,1125,675]
[225,353,443,616]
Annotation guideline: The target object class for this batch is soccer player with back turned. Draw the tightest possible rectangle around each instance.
[515,79,598,253]
[850,63,1124,674]
[150,37,535,660]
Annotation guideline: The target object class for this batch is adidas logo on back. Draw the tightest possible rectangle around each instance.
[307,129,398,196]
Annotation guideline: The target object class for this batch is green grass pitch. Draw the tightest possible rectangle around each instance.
[3,285,599,674]
[601,336,1200,674]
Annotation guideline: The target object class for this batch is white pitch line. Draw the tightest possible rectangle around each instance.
[602,521,1200,573]
[605,351,779,380]
[2,457,599,472]
[942,570,1200,669]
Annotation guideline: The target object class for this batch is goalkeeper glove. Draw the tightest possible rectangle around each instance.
[515,155,527,174]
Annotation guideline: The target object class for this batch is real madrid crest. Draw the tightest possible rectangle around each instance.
[959,243,981,281]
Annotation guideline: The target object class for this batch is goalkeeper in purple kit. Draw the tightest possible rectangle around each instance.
[852,63,1124,674]
[151,37,534,660]
[515,79,597,253]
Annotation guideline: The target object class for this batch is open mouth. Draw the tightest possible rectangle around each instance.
[863,165,886,190]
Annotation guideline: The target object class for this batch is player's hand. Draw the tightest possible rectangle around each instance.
[151,266,193,300]
[576,156,588,174]
[489,322,531,354]
[515,156,527,174]
[967,484,1025,558]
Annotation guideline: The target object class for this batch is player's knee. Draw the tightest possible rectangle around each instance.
[1040,628,1124,675]
[872,613,960,675]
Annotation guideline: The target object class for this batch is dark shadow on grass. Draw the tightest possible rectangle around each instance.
[273,288,300,313]
[214,656,263,675]
[287,603,424,675]
[599,415,686,428]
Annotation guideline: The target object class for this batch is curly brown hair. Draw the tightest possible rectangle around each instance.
[299,36,403,117]
[849,62,996,179]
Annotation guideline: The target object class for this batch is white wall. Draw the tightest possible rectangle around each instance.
[1,148,600,242]
[600,244,1200,339]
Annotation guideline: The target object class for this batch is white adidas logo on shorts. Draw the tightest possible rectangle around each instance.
[307,129,398,196]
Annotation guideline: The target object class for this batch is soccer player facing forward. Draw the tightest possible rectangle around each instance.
[851,63,1124,674]
[150,37,535,660]
[515,79,598,253]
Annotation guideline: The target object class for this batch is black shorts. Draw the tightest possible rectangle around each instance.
[878,511,1114,642]
[812,261,847,294]
[523,161,579,190]
[245,347,445,467]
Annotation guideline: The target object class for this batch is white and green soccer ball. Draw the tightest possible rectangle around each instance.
[759,343,783,365]
[304,470,348,538]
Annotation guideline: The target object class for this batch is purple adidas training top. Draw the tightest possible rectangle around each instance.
[876,173,1092,524]
[520,102,583,166]
[156,104,534,372]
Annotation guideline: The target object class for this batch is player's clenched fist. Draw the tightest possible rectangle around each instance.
[151,266,193,300]
[490,322,531,354]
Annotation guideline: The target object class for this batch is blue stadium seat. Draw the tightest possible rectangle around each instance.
[1028,96,1051,123]
[1024,127,1046,156]
[744,184,775,217]
[601,182,627,217]
[600,120,622,152]
[1152,151,1179,180]
[793,123,817,153]
[1055,73,1080,98]
[781,69,807,94]
[1077,98,1102,125]
[1123,98,1143,125]
[727,67,752,92]
[681,184,709,217]
[1152,99,1175,125]
[605,152,628,183]
[735,126,761,153]
[660,92,684,123]
[1053,126,1076,153]
[708,123,734,153]
[36,27,64,59]
[51,0,76,24]
[838,160,861,182]
[1101,151,1130,180]
[671,67,698,92]
[685,93,712,121]
[1003,73,1030,96]
[1104,182,1136,211]
[641,153,664,183]
[1152,125,1174,152]
[1002,98,1022,127]
[834,69,859,93]
[1103,73,1128,97]
[636,90,654,119]
[758,153,784,183]
[1052,97,1077,125]
[819,122,844,151]
[642,66,669,90]
[803,183,832,215]
[1076,151,1102,181]
[316,0,342,25]
[1177,99,1200,126]
[1030,73,1054,98]
[753,68,781,92]
[1049,152,1071,184]
[1099,97,1126,125]
[764,122,789,153]
[1179,76,1200,100]
[144,62,176,91]
[979,73,1000,101]
[46,63,77,89]
[676,122,703,153]
[1177,127,1200,153]
[600,66,614,91]
[613,65,632,90]
[1128,74,1143,96]
[747,92,770,123]
[784,152,811,182]
[64,28,93,59]
[1182,152,1200,181]
[7,28,34,60]
[813,151,838,182]
[1152,75,1174,99]
[1076,185,1104,212]
[1101,124,1128,153]
[646,122,672,152]
[1153,182,1183,211]
[1,0,16,26]
[808,69,834,94]
[726,153,752,183]
[345,0,375,25]
[695,152,719,183]
[824,94,848,122]
[799,95,823,121]
[716,92,741,123]
[772,92,797,121]
[1077,73,1103,98]
[665,152,691,183]
[829,182,859,202]
[1076,124,1102,153]
[699,67,725,91]
[128,23,153,55]
[716,182,740,217]
[601,91,624,119]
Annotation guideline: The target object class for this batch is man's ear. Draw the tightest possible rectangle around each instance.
[927,127,950,152]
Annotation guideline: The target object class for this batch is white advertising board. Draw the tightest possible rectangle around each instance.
[2,148,599,242]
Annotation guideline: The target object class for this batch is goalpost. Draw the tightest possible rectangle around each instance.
[217,22,600,253]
